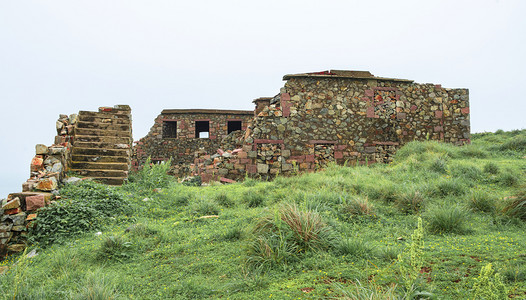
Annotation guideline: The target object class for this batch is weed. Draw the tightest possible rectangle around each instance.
[430,156,448,173]
[174,192,191,206]
[497,171,520,187]
[332,280,399,300]
[499,136,526,151]
[126,157,173,190]
[471,263,508,300]
[502,187,526,220]
[434,180,467,197]
[74,270,119,300]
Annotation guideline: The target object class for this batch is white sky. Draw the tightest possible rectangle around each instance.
[1,0,525,197]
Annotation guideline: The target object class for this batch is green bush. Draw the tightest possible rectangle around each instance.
[499,136,526,151]
[366,183,397,203]
[429,156,448,173]
[339,196,375,218]
[471,263,508,300]
[450,163,482,181]
[126,157,173,191]
[497,171,520,187]
[29,181,131,246]
[426,205,468,234]
[215,191,235,208]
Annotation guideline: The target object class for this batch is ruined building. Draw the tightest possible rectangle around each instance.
[134,70,470,182]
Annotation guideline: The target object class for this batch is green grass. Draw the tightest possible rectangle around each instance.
[0,129,525,299]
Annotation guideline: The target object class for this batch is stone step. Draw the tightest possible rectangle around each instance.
[69,168,128,178]
[77,115,131,125]
[70,161,129,171]
[71,147,130,156]
[72,141,132,149]
[75,128,131,138]
[71,154,129,163]
[74,135,132,144]
[92,177,126,185]
[76,121,131,131]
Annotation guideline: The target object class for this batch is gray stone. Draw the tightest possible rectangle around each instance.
[69,113,78,124]
[35,144,48,155]
[257,163,269,174]
[10,212,27,226]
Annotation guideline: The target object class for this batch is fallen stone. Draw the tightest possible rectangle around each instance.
[26,249,38,258]
[26,214,37,221]
[220,177,236,184]
[7,244,26,253]
[2,198,20,210]
[63,177,82,185]
[25,195,46,211]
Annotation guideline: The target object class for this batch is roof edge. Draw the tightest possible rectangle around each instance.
[161,109,254,115]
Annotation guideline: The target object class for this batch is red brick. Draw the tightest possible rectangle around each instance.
[246,165,257,174]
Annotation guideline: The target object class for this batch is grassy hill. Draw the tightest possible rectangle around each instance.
[1,130,525,299]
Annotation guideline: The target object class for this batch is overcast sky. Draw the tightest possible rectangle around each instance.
[1,0,525,197]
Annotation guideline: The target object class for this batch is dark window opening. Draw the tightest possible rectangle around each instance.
[195,121,210,138]
[227,121,242,134]
[162,121,177,138]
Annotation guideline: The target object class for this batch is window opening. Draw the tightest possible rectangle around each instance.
[227,121,242,134]
[195,121,210,138]
[162,121,177,139]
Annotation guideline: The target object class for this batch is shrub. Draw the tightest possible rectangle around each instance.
[466,190,497,213]
[483,162,500,175]
[426,205,468,234]
[501,261,526,283]
[75,270,119,300]
[450,163,482,181]
[220,225,243,241]
[246,234,298,270]
[127,157,173,190]
[339,196,375,217]
[190,197,219,216]
[395,190,425,214]
[96,235,133,261]
[366,183,397,203]
[174,192,191,206]
[335,238,373,258]
[499,136,526,151]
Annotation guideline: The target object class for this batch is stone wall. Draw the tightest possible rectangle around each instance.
[133,109,253,176]
[1,113,74,257]
[186,71,469,182]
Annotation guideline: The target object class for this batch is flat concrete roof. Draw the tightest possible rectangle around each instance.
[161,109,254,115]
[283,70,414,83]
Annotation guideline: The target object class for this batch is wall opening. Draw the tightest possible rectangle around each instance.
[227,120,242,134]
[195,121,210,138]
[162,121,177,139]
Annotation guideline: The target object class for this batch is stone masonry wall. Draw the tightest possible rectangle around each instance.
[133,110,253,176]
[188,75,469,182]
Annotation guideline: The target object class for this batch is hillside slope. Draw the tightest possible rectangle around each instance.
[1,129,525,299]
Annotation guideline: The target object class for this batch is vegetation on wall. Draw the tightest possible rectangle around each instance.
[0,129,525,299]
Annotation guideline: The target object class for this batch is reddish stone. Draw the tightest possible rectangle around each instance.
[30,156,44,172]
[26,213,37,221]
[461,107,469,114]
[366,107,375,118]
[435,110,443,118]
[246,165,257,174]
[220,177,236,183]
[240,158,251,164]
[4,208,22,215]
[410,105,417,111]
[26,195,46,211]
[434,126,443,132]
[237,151,248,159]
[232,148,242,153]
[305,155,315,162]
[336,145,347,150]
[334,151,343,159]
[365,90,374,97]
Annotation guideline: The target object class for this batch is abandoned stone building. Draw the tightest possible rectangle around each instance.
[133,70,470,182]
